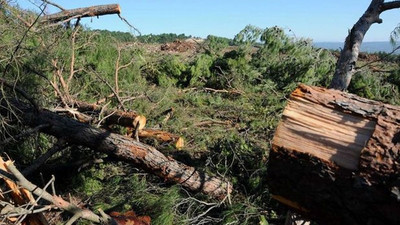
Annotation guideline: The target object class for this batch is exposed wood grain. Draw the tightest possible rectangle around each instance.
[139,129,184,149]
[274,93,375,170]
[269,84,400,225]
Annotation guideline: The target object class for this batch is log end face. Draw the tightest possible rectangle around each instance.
[115,4,121,14]
[273,91,375,170]
[175,137,184,150]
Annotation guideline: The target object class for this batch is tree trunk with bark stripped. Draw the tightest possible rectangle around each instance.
[269,84,400,225]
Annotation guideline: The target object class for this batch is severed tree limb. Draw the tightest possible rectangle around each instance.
[270,84,400,225]
[0,159,50,225]
[68,99,139,127]
[2,98,232,199]
[40,4,121,24]
[0,158,112,224]
[138,129,184,149]
[63,100,185,147]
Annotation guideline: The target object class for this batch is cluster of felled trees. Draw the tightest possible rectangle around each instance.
[0,2,233,224]
[0,0,400,224]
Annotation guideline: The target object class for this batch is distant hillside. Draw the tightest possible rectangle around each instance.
[314,41,399,54]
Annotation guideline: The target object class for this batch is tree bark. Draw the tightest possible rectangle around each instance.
[69,100,140,127]
[40,4,121,24]
[269,84,400,225]
[329,0,400,90]
[1,98,232,200]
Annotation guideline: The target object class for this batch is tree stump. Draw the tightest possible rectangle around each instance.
[268,84,400,225]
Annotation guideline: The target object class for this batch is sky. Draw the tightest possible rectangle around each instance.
[16,0,400,42]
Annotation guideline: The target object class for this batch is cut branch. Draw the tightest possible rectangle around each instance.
[68,100,139,127]
[138,129,184,149]
[40,4,121,24]
[0,157,111,224]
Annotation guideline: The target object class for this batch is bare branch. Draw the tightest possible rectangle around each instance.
[41,0,66,11]
[114,45,122,95]
[0,158,112,224]
[381,1,400,12]
[66,25,80,91]
[118,14,141,36]
[114,44,135,110]
[356,45,400,70]
[92,69,126,111]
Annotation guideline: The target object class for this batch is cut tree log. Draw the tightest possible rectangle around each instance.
[66,100,184,148]
[1,98,231,200]
[69,100,140,127]
[40,4,121,24]
[138,129,184,149]
[269,84,400,225]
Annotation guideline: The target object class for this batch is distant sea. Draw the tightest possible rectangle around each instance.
[313,41,399,54]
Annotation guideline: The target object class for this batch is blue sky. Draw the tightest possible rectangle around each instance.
[18,0,400,42]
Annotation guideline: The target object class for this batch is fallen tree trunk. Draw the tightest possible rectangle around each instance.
[1,98,231,200]
[269,84,400,225]
[40,4,121,24]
